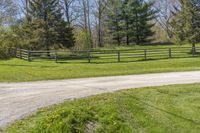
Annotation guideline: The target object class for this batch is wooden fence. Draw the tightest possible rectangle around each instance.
[14,47,199,63]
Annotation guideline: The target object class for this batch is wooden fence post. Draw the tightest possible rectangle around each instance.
[55,51,58,63]
[15,48,17,58]
[144,49,147,60]
[169,48,172,58]
[20,48,22,59]
[88,51,91,63]
[118,50,120,62]
[28,50,31,62]
[192,46,196,57]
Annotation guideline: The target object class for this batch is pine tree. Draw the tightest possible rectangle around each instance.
[22,0,75,50]
[106,0,156,45]
[121,0,131,45]
[128,0,156,44]
[106,0,123,46]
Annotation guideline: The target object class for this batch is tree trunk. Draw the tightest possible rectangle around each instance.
[86,0,93,48]
[98,0,102,47]
[126,17,129,45]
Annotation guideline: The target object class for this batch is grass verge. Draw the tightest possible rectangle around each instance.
[1,57,200,82]
[4,84,200,133]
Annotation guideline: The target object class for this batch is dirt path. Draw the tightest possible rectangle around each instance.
[1,71,200,128]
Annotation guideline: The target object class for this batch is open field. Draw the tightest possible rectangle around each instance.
[4,83,200,133]
[1,57,200,82]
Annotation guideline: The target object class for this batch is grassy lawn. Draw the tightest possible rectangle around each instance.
[4,84,200,133]
[1,57,200,82]
[98,43,200,50]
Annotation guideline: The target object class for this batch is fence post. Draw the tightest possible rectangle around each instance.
[28,50,31,62]
[169,48,172,58]
[20,48,22,59]
[55,51,58,63]
[144,49,147,60]
[8,48,11,56]
[88,51,91,63]
[118,50,120,62]
[192,46,196,57]
[15,48,17,57]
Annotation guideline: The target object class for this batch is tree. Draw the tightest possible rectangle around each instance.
[95,0,108,47]
[121,0,131,45]
[106,0,123,46]
[126,0,157,44]
[0,0,18,25]
[20,0,75,50]
[61,0,77,24]
[172,0,200,48]
[154,0,178,39]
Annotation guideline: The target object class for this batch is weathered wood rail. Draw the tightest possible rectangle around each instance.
[14,47,199,63]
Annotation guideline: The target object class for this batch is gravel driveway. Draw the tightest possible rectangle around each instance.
[1,71,200,128]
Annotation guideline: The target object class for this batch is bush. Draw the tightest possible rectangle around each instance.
[0,45,10,59]
[0,26,19,59]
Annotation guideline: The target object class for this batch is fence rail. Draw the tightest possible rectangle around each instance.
[13,47,199,63]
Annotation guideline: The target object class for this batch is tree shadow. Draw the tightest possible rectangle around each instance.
[122,92,200,125]
[0,64,58,68]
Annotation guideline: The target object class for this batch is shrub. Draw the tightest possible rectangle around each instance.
[0,44,10,59]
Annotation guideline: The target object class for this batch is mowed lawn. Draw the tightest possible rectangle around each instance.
[0,57,200,82]
[4,84,200,133]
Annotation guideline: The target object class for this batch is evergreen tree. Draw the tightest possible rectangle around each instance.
[172,0,200,47]
[106,0,156,45]
[22,0,75,50]
[121,0,131,45]
[128,0,156,44]
[106,0,123,46]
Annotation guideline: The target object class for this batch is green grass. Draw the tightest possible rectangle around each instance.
[1,57,200,82]
[98,43,200,50]
[4,84,200,133]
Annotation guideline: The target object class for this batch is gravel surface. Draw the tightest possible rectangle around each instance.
[1,71,200,128]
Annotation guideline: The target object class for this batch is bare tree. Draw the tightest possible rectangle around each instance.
[153,0,178,39]
[0,0,18,25]
[60,0,81,25]
[94,0,108,47]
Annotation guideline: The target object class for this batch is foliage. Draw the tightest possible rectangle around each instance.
[0,0,18,25]
[172,0,200,46]
[73,29,92,50]
[5,84,200,132]
[106,0,157,45]
[17,0,75,50]
[0,26,19,59]
[106,0,123,46]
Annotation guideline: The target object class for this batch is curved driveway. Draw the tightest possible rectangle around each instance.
[1,71,200,128]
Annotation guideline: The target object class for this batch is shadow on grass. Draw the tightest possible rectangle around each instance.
[138,42,174,46]
[1,56,199,65]
[122,92,200,126]
[0,64,58,68]
[49,56,198,65]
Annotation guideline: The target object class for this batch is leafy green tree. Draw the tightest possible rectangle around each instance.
[172,0,200,47]
[0,26,20,59]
